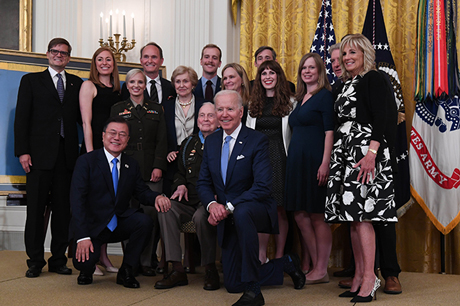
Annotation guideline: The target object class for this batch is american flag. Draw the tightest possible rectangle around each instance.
[310,0,337,84]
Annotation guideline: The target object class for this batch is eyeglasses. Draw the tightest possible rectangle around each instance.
[105,131,129,139]
[48,49,70,57]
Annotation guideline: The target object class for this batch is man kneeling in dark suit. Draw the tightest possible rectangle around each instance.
[197,90,305,306]
[70,116,170,287]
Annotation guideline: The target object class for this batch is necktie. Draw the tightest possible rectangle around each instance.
[136,104,142,114]
[221,136,232,184]
[150,80,159,103]
[57,73,65,137]
[108,158,118,231]
[205,80,213,101]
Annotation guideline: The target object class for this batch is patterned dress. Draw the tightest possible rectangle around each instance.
[255,97,286,207]
[325,75,397,222]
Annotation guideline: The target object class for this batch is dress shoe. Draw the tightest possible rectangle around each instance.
[140,266,156,277]
[283,253,306,290]
[49,265,72,275]
[77,272,93,285]
[156,266,165,274]
[25,266,42,278]
[384,276,402,294]
[232,290,265,306]
[99,262,118,273]
[93,265,104,276]
[338,277,353,288]
[304,273,329,285]
[154,270,188,289]
[203,268,220,290]
[338,289,359,297]
[350,277,380,303]
[333,266,355,277]
[116,266,140,288]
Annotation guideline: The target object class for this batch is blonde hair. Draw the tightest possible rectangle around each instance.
[171,66,199,88]
[339,34,376,80]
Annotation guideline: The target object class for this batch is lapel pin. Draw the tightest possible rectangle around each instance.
[125,164,129,168]
[239,141,243,144]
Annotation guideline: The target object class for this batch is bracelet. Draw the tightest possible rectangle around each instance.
[368,148,377,155]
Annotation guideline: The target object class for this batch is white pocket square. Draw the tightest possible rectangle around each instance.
[236,155,245,160]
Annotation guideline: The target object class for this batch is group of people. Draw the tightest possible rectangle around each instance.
[14,33,401,306]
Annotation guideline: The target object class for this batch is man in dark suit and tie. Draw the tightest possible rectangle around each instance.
[14,37,83,278]
[192,44,222,101]
[197,90,305,306]
[70,116,170,287]
[121,42,176,103]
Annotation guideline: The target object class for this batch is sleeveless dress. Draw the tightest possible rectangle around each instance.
[80,84,121,153]
[284,88,334,213]
[255,97,286,207]
[325,76,397,222]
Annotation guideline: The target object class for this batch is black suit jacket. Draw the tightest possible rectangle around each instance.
[69,149,160,241]
[193,76,221,101]
[163,95,205,153]
[14,69,83,170]
[121,77,176,104]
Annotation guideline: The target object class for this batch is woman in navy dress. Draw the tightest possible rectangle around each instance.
[285,53,334,283]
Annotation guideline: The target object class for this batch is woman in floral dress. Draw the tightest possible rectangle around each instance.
[325,34,397,303]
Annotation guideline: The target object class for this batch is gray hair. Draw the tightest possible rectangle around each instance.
[214,90,243,109]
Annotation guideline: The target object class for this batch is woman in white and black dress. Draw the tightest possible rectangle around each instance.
[325,34,398,303]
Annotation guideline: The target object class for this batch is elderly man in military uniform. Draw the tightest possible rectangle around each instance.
[110,69,167,276]
[154,102,220,291]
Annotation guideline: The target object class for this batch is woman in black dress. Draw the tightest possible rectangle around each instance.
[285,53,334,283]
[325,34,397,302]
[79,47,121,275]
[247,60,294,263]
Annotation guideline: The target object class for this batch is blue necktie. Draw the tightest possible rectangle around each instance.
[57,73,65,137]
[221,136,232,184]
[107,158,118,232]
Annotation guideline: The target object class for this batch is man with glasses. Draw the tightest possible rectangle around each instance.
[14,38,83,278]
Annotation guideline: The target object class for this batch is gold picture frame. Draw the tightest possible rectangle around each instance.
[19,0,32,52]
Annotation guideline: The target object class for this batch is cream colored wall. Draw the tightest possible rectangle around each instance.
[32,0,240,79]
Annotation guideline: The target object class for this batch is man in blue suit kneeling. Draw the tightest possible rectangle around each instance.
[197,90,305,306]
[70,116,170,287]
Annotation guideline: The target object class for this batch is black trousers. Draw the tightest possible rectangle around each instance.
[73,212,153,273]
[374,222,401,279]
[25,139,71,268]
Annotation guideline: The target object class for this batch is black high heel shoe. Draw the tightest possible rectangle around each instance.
[339,290,358,297]
[350,277,380,303]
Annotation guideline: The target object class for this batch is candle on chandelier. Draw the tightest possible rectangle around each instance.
[109,10,113,37]
[123,11,126,38]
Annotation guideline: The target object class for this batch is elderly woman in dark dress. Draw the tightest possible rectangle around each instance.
[325,34,397,303]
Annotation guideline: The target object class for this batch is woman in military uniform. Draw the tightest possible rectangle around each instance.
[110,68,167,276]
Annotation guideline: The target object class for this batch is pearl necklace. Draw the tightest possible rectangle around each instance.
[178,99,193,108]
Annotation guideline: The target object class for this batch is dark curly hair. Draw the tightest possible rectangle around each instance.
[249,60,292,118]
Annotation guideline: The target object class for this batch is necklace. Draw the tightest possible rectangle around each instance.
[178,99,193,108]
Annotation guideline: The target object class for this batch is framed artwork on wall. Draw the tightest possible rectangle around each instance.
[0,0,32,52]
